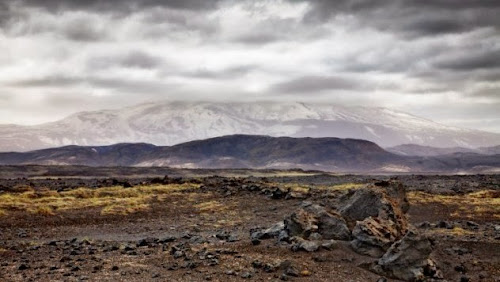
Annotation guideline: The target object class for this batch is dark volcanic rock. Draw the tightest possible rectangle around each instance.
[370,230,442,281]
[338,182,410,257]
[291,237,319,252]
[350,217,400,257]
[284,208,318,239]
[338,182,408,233]
[250,222,285,241]
[284,203,350,241]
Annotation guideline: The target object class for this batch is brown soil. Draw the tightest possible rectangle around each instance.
[0,168,499,282]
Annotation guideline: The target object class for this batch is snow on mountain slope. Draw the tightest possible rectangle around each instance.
[0,101,498,152]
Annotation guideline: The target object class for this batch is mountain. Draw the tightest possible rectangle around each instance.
[0,101,499,152]
[478,145,500,155]
[387,144,500,156]
[0,135,498,173]
[0,135,401,171]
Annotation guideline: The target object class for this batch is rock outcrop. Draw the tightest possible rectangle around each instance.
[370,230,442,281]
[350,217,400,257]
[284,202,351,241]
[253,180,440,281]
[338,181,409,257]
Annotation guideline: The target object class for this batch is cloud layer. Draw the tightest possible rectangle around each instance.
[0,0,499,132]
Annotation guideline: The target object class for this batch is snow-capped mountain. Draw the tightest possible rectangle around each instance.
[0,101,498,152]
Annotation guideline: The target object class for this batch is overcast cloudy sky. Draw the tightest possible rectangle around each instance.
[0,0,499,132]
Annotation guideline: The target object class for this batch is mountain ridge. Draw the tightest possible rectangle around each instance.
[0,101,499,152]
[1,134,499,173]
[387,144,500,156]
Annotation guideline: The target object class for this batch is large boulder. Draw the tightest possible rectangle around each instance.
[350,217,400,257]
[338,181,410,257]
[284,208,318,239]
[370,230,442,281]
[317,211,351,240]
[338,182,408,234]
[284,203,351,241]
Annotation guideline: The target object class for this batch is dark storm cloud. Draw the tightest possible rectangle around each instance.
[141,6,218,33]
[271,76,367,94]
[8,76,82,88]
[235,33,283,45]
[187,65,255,79]
[471,87,500,99]
[301,0,500,36]
[7,75,173,94]
[435,48,500,71]
[62,18,106,42]
[0,1,11,27]
[0,0,499,132]
[7,0,222,13]
[90,77,176,94]
[87,51,164,70]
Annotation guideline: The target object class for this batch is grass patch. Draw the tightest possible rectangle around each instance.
[275,182,364,193]
[0,183,200,217]
[323,183,365,191]
[409,190,500,219]
[195,200,226,213]
[430,226,475,237]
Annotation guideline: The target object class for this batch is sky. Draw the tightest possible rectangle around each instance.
[0,0,499,132]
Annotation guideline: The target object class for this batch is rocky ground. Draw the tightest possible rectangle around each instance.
[0,168,499,281]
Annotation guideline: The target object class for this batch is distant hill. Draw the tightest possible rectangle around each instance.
[387,144,500,156]
[0,135,498,173]
[1,101,499,152]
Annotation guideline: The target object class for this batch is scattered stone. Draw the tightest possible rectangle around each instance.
[251,260,263,269]
[225,270,236,276]
[240,272,253,279]
[455,264,467,273]
[308,232,322,241]
[278,230,290,242]
[250,222,285,241]
[263,263,279,273]
[159,235,177,243]
[251,238,261,245]
[320,240,337,250]
[446,247,471,255]
[418,221,431,228]
[437,221,453,229]
[284,265,299,277]
[466,221,479,228]
[47,240,58,246]
[137,237,157,247]
[291,237,319,252]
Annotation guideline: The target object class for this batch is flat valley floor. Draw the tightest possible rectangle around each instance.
[0,166,499,281]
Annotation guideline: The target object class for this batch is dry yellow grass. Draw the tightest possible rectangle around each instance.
[408,190,500,219]
[323,183,365,191]
[429,226,476,237]
[275,182,364,193]
[195,200,227,213]
[0,183,200,216]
